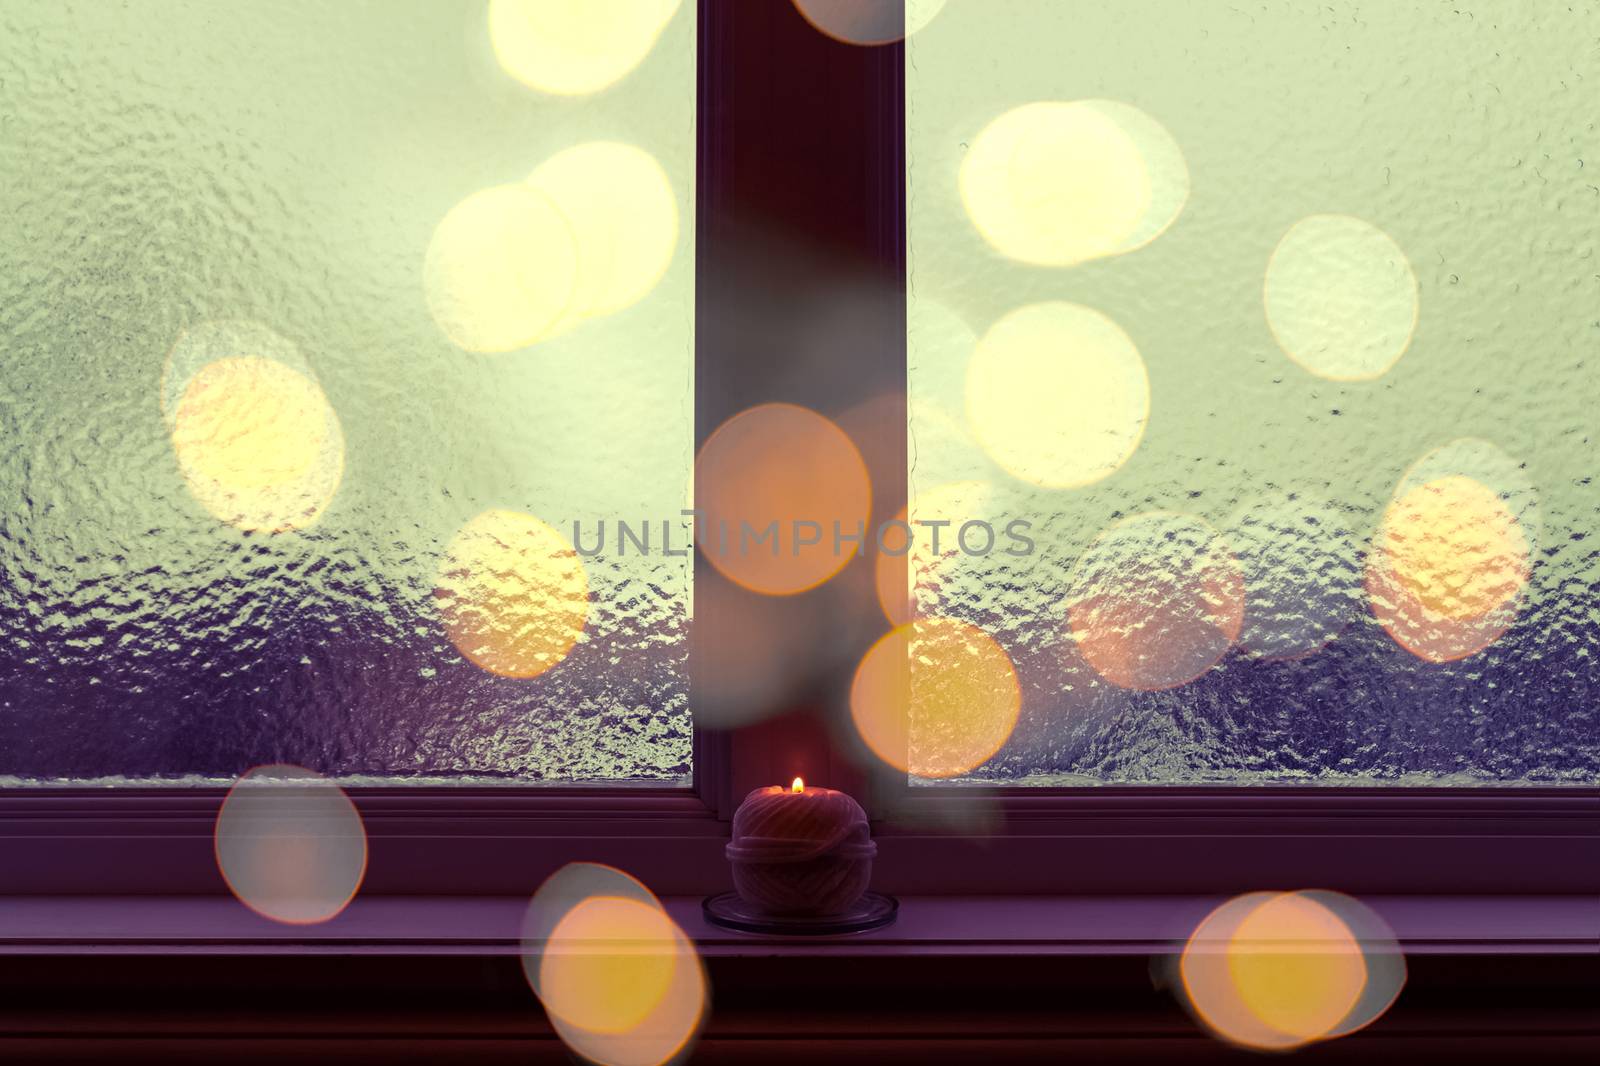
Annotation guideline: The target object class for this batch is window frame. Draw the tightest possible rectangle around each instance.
[1,0,1596,906]
[866,781,1600,894]
[0,728,734,896]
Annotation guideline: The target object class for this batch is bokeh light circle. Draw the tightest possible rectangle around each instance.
[791,0,947,45]
[966,302,1149,489]
[214,764,367,925]
[521,863,707,1066]
[1180,891,1377,1051]
[1067,511,1245,690]
[527,141,678,330]
[694,403,872,596]
[169,353,345,534]
[1384,478,1527,619]
[1367,439,1537,663]
[1264,214,1419,381]
[488,0,683,96]
[1228,892,1367,1043]
[850,616,1021,778]
[543,896,681,1035]
[960,100,1186,266]
[436,509,589,679]
[424,183,578,353]
[1224,493,1359,661]
[1177,883,1401,1049]
[961,101,1148,266]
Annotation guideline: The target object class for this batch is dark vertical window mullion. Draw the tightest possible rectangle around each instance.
[692,0,908,816]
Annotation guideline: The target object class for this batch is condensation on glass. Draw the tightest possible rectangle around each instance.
[905,1,1599,784]
[0,1,694,784]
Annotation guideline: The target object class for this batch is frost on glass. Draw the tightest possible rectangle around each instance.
[906,1,1599,784]
[0,2,694,784]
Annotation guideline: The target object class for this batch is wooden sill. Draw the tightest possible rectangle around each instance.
[0,893,1593,956]
[0,896,1592,1063]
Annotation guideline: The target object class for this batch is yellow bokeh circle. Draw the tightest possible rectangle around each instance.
[1180,891,1378,1052]
[850,616,1021,779]
[170,355,344,533]
[1264,214,1419,381]
[424,183,578,353]
[966,302,1149,489]
[527,141,678,331]
[1366,438,1538,664]
[488,0,683,96]
[521,863,707,1066]
[1384,476,1529,621]
[436,509,589,679]
[540,895,681,1035]
[1228,892,1367,1044]
[1368,476,1530,663]
[962,101,1149,267]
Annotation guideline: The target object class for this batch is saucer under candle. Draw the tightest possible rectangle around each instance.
[723,778,877,916]
[701,888,898,936]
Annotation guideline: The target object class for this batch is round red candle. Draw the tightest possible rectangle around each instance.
[725,779,876,915]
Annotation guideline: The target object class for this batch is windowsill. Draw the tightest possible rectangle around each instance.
[1,894,1592,956]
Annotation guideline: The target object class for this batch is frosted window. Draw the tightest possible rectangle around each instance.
[906,1,1599,784]
[0,1,694,784]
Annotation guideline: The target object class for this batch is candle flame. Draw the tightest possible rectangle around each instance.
[791,777,804,793]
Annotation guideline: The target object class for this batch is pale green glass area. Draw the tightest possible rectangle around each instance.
[0,1,693,783]
[908,1,1599,784]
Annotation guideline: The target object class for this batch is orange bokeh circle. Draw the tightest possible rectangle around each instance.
[1180,891,1376,1051]
[694,403,872,596]
[213,764,368,926]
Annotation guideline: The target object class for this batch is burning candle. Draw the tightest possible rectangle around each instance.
[724,778,877,916]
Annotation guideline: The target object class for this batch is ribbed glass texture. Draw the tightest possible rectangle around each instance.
[0,1,694,784]
[907,1,1598,784]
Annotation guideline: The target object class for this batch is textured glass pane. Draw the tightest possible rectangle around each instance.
[0,1,693,785]
[906,1,1599,784]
